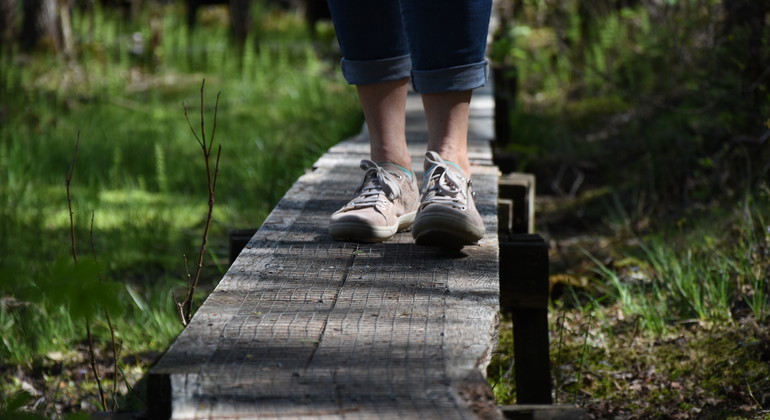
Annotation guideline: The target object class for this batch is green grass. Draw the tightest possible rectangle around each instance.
[491,0,770,328]
[488,0,770,416]
[0,2,361,413]
[588,193,770,332]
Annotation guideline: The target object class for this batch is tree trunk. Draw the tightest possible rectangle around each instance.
[0,0,17,50]
[58,0,74,57]
[20,0,61,52]
[303,0,329,37]
[229,0,251,46]
[722,0,769,105]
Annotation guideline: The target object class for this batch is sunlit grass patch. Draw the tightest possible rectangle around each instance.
[593,193,770,330]
[489,1,770,417]
[0,2,361,415]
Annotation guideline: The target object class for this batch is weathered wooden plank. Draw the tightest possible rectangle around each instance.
[501,405,588,420]
[148,87,502,419]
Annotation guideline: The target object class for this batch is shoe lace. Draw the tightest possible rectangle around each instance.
[420,152,469,211]
[349,160,403,210]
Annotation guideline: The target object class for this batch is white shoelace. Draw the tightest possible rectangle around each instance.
[347,160,403,211]
[420,152,470,211]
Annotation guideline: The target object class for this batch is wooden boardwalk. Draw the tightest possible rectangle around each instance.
[148,86,503,419]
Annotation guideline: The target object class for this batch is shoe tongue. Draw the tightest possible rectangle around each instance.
[444,161,465,177]
[424,151,467,177]
[424,161,466,184]
[379,162,413,182]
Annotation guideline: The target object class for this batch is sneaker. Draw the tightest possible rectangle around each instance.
[412,151,485,247]
[329,160,419,243]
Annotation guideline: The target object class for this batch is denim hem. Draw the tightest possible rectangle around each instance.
[411,60,488,93]
[341,54,412,86]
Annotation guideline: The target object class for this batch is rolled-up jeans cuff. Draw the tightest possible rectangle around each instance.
[341,54,412,85]
[411,60,488,93]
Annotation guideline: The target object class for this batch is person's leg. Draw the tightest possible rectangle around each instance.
[326,0,412,168]
[400,0,492,247]
[400,0,491,93]
[422,90,472,176]
[326,0,419,243]
[328,80,419,243]
[402,0,490,175]
[413,89,485,247]
[357,79,412,170]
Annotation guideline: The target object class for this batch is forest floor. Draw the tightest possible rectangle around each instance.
[9,126,769,420]
[3,3,769,418]
[537,191,770,419]
[488,108,770,419]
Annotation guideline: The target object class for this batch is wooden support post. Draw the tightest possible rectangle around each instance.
[499,172,552,405]
[500,404,588,420]
[500,234,553,405]
[146,374,171,420]
[498,199,514,236]
[228,228,257,265]
[492,64,517,147]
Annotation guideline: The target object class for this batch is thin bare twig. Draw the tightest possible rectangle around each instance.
[66,130,81,265]
[183,107,202,148]
[200,79,206,153]
[66,133,107,411]
[85,320,107,411]
[211,92,220,156]
[573,310,596,405]
[553,307,569,404]
[177,80,222,326]
[176,254,193,324]
[104,309,121,410]
[90,211,122,411]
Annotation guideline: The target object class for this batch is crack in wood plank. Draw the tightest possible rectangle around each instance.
[303,248,359,373]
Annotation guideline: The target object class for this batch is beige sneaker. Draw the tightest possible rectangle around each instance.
[412,151,485,247]
[329,160,419,243]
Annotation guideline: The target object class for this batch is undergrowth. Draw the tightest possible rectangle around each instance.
[488,0,769,417]
[0,2,360,416]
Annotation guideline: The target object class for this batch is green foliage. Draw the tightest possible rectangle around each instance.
[492,0,770,328]
[0,256,126,362]
[487,316,515,402]
[0,390,90,419]
[0,1,361,415]
[587,193,770,332]
[494,0,769,209]
[490,1,770,415]
[34,257,125,321]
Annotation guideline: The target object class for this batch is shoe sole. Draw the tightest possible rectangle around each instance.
[412,212,484,248]
[330,211,416,243]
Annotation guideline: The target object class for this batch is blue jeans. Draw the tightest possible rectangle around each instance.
[326,0,492,93]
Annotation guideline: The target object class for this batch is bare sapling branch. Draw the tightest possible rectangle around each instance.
[175,254,193,323]
[183,102,203,148]
[86,320,107,410]
[90,211,122,410]
[200,79,206,152]
[177,79,222,326]
[66,133,108,411]
[66,130,81,265]
[210,92,220,156]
